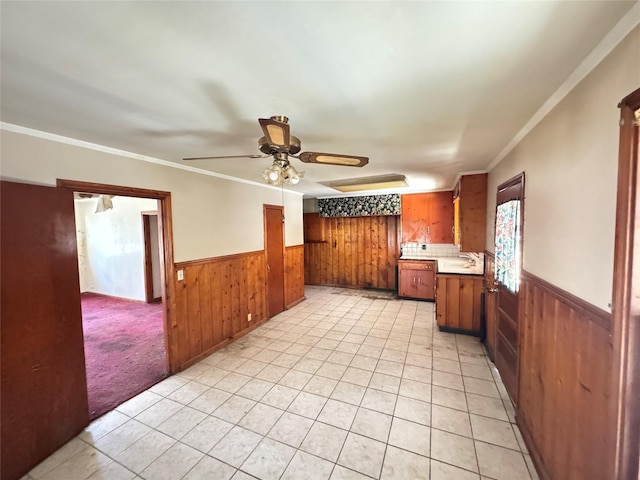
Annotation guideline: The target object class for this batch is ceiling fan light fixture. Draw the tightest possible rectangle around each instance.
[263,163,281,183]
[283,165,305,185]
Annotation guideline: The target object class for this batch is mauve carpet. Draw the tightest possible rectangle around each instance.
[81,293,168,419]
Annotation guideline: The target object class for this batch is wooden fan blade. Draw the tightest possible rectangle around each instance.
[298,152,368,167]
[183,154,267,161]
[258,117,290,148]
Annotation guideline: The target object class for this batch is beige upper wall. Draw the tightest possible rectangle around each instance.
[0,129,304,262]
[487,25,640,312]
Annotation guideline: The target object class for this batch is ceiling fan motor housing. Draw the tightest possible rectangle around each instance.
[258,135,301,155]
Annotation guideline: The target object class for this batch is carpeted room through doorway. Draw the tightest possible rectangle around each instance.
[81,292,168,419]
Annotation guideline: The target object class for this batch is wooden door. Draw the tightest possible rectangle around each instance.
[483,254,498,360]
[1,181,89,480]
[142,211,162,303]
[493,173,525,403]
[264,204,285,317]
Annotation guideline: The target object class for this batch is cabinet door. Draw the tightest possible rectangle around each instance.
[304,213,325,242]
[427,191,453,244]
[398,269,416,298]
[415,270,435,300]
[458,174,487,252]
[435,274,483,332]
[401,193,428,242]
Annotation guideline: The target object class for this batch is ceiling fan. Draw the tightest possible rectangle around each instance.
[183,116,369,186]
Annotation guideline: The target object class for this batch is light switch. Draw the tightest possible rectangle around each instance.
[177,269,184,281]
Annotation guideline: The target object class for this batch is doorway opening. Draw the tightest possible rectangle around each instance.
[74,193,168,419]
[57,179,175,418]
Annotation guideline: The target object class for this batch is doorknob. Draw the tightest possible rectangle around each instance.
[267,265,271,273]
[488,288,498,293]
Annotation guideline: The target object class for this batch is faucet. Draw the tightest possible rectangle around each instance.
[460,253,477,266]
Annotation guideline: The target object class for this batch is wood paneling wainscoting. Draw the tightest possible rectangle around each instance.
[172,247,306,371]
[517,271,613,480]
[304,215,400,290]
[285,245,305,309]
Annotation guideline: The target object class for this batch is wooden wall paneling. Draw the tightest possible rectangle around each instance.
[220,260,233,340]
[363,218,372,287]
[391,215,401,284]
[345,218,353,286]
[232,258,243,334]
[239,256,250,332]
[303,215,400,290]
[284,245,305,308]
[378,217,388,287]
[174,272,190,368]
[369,216,378,288]
[172,251,270,370]
[359,218,367,286]
[246,255,256,325]
[209,263,225,346]
[186,265,203,359]
[198,264,214,351]
[327,218,336,285]
[517,272,614,480]
[303,243,313,285]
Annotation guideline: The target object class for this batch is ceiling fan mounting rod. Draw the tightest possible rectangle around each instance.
[271,115,288,124]
[274,151,289,164]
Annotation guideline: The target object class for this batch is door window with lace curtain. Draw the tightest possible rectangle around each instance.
[494,199,521,293]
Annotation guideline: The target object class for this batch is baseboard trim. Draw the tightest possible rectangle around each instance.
[286,296,306,310]
[516,415,551,480]
[176,316,270,371]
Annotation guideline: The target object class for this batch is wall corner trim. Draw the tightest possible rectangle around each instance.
[486,3,640,172]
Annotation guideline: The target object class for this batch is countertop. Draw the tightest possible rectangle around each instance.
[398,255,485,276]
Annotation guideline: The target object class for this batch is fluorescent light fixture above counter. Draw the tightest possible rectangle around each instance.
[325,174,408,193]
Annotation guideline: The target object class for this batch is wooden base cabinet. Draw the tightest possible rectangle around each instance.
[435,274,484,334]
[398,261,435,300]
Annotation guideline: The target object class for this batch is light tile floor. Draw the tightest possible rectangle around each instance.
[25,286,539,480]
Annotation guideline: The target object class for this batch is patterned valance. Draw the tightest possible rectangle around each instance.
[318,194,401,218]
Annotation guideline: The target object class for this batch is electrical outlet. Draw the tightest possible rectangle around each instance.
[177,269,184,281]
[247,313,252,322]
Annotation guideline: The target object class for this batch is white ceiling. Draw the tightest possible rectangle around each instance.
[1,1,637,198]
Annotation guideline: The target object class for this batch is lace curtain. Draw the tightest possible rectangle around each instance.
[495,199,521,292]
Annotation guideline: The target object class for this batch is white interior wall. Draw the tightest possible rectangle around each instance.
[486,26,640,312]
[0,130,305,263]
[74,199,91,292]
[75,196,158,300]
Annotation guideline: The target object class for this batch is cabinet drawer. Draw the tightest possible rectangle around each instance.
[399,261,435,271]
